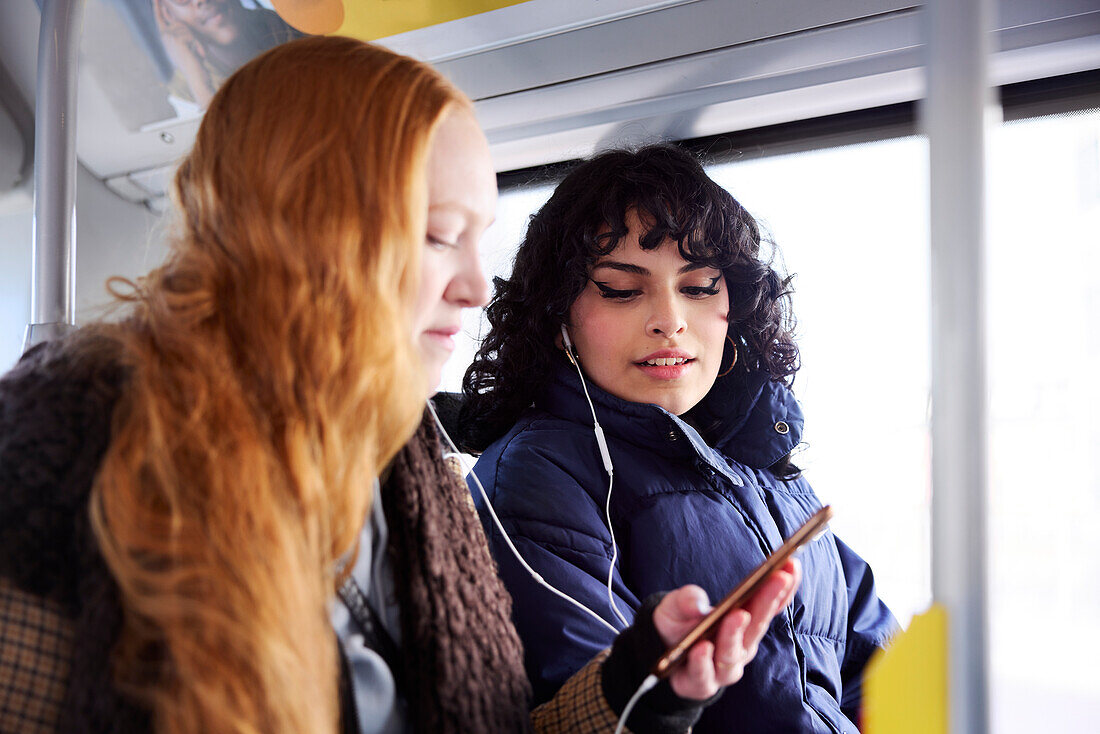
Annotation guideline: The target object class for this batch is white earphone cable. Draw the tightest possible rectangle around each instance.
[560,325,630,628]
[428,361,656,734]
[614,674,659,734]
[433,393,658,732]
[425,400,622,635]
[565,352,630,628]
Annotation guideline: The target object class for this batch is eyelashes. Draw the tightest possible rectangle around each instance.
[592,276,722,300]
[426,234,458,250]
[592,281,639,299]
[683,276,722,297]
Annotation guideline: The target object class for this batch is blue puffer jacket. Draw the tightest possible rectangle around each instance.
[469,361,898,733]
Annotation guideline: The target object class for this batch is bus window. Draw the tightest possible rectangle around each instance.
[707,136,933,630]
[987,106,1100,733]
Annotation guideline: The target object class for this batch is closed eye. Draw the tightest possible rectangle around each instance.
[427,234,458,250]
[592,280,641,300]
[681,276,722,298]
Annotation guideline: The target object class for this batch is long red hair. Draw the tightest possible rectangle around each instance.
[87,36,467,734]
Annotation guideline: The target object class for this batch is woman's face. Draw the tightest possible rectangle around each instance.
[160,0,239,46]
[412,108,496,396]
[566,209,730,415]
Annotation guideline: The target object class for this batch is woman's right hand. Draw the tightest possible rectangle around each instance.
[651,559,801,700]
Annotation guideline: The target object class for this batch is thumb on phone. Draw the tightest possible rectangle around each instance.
[653,584,712,646]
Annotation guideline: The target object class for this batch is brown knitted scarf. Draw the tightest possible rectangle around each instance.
[380,411,533,734]
[0,341,532,733]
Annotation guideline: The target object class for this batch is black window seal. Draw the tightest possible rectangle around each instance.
[496,68,1100,192]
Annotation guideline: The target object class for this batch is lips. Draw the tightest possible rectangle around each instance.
[423,325,460,351]
[640,356,688,367]
[200,11,225,27]
[637,349,692,365]
[635,349,693,379]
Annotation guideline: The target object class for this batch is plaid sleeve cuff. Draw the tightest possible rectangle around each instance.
[0,575,75,734]
[531,649,628,734]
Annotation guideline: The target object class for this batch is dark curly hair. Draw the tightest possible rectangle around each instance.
[460,143,798,453]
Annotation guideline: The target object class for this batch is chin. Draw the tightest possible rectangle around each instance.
[650,394,701,416]
[209,27,239,45]
[424,369,444,398]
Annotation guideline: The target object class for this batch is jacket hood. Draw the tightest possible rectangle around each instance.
[688,367,804,467]
[538,357,802,469]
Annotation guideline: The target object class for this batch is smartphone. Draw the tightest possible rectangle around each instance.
[650,504,833,678]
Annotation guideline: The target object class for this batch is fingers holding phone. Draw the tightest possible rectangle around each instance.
[652,559,801,699]
[732,558,801,666]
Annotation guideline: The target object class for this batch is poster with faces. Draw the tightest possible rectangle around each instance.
[83,0,303,129]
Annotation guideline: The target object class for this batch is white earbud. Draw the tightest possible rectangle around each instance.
[560,324,613,475]
[560,323,576,360]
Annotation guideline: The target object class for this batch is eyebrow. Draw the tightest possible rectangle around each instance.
[591,260,713,276]
[428,203,495,228]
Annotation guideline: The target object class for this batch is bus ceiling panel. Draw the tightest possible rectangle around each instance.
[379,0,904,66]
[73,65,200,180]
[2,0,1096,185]
[378,0,699,64]
[477,7,1100,171]
[998,0,1100,29]
[0,60,33,196]
[0,0,37,212]
[432,0,917,101]
[104,159,174,199]
[430,0,1094,102]
[475,12,923,139]
[0,0,39,110]
[469,4,1098,120]
[484,68,925,173]
[0,107,27,193]
[993,12,1100,87]
[51,0,918,182]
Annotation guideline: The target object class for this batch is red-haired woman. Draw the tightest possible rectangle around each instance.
[0,36,796,734]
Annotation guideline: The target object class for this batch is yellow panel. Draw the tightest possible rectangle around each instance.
[862,604,949,734]
[337,0,533,41]
[271,0,344,34]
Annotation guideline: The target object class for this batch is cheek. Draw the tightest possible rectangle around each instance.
[174,6,198,24]
[578,315,621,349]
[413,264,446,327]
[708,300,731,332]
[569,298,625,356]
[682,294,730,357]
[702,297,731,355]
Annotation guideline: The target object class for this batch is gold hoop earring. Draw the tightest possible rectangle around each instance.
[717,335,738,378]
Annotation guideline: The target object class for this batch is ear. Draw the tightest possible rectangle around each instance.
[161,2,187,31]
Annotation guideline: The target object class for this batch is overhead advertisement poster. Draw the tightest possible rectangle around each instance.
[83,0,528,130]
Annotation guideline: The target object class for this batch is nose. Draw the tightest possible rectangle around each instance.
[646,292,686,337]
[444,249,490,308]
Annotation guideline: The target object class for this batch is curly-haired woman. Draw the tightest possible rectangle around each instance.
[461,144,898,733]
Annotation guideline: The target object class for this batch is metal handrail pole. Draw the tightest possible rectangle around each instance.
[925,0,993,731]
[24,0,86,351]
